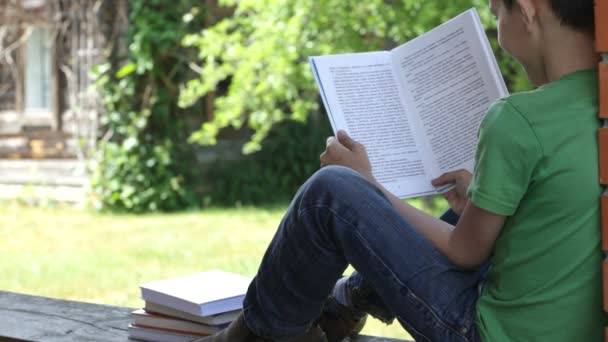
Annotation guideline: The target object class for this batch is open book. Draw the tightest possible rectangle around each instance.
[310,8,508,198]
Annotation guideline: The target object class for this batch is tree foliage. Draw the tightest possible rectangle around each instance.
[180,0,530,153]
[91,0,532,211]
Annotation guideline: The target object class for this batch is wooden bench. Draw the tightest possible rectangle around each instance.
[0,291,409,342]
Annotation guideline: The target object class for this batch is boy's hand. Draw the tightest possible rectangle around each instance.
[320,130,373,181]
[432,170,472,215]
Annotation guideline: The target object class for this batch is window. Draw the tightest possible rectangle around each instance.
[24,25,52,114]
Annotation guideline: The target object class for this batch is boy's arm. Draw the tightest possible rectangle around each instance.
[369,178,505,270]
[371,100,540,268]
[322,130,505,269]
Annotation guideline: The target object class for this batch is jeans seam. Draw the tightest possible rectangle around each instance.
[405,290,471,341]
[397,316,432,342]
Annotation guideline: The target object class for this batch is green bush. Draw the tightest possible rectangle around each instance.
[90,1,205,212]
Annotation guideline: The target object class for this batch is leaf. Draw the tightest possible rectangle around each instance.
[115,62,137,79]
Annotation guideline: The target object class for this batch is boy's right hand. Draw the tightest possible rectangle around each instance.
[320,130,374,182]
[431,170,472,216]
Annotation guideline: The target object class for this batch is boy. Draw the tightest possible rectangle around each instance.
[199,0,602,340]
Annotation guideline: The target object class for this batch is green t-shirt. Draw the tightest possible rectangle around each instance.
[470,69,604,341]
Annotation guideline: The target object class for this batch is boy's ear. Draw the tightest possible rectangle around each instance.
[515,0,538,32]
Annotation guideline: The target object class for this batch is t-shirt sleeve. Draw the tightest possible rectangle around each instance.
[467,99,542,216]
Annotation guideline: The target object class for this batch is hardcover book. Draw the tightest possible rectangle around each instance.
[144,301,238,326]
[128,324,204,342]
[131,309,222,335]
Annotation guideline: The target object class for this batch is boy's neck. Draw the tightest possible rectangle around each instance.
[532,29,599,85]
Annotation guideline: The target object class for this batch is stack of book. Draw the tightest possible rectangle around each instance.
[128,270,252,342]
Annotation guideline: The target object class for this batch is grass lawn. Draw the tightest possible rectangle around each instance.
[0,199,447,339]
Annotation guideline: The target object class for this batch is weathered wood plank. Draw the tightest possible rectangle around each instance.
[0,291,130,341]
[0,291,409,341]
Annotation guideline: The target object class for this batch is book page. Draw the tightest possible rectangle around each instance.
[310,52,436,198]
[391,9,508,180]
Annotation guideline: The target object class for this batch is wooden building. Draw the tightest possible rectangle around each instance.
[0,0,126,202]
[0,0,126,159]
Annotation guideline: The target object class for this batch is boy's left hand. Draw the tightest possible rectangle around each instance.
[432,170,472,215]
[320,130,373,181]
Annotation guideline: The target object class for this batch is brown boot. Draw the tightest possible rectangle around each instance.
[317,296,368,342]
[193,312,328,342]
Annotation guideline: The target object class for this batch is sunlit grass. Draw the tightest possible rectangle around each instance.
[0,197,447,339]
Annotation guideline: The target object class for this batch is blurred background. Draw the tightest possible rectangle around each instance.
[0,0,529,339]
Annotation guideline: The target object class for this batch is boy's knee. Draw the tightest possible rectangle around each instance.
[311,166,365,189]
[300,166,370,203]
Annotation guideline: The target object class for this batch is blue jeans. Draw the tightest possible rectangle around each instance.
[243,166,489,341]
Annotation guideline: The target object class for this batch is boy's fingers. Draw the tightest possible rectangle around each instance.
[327,135,351,155]
[444,191,456,202]
[452,169,472,179]
[337,130,358,150]
[320,151,331,166]
[323,138,348,163]
[432,172,456,186]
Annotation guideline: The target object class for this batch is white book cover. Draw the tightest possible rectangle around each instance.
[140,270,252,317]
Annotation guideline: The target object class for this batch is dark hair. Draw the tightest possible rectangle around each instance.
[503,0,595,33]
